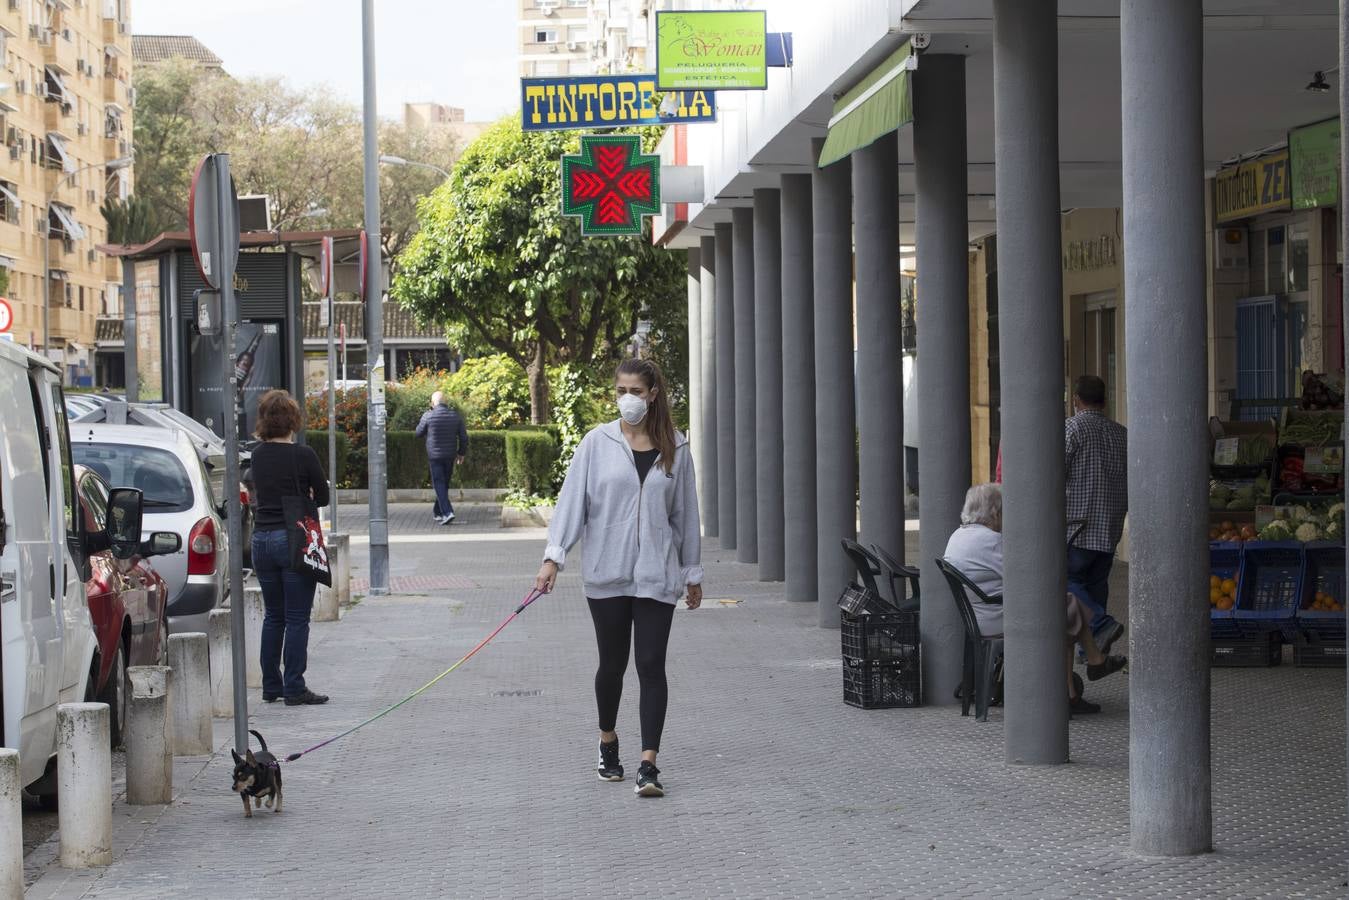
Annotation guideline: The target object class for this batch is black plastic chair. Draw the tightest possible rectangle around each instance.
[871,543,920,612]
[840,539,904,611]
[935,558,1003,722]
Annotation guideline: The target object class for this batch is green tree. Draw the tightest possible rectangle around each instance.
[101,195,169,245]
[393,118,685,423]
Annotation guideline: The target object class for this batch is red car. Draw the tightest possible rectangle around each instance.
[75,465,171,747]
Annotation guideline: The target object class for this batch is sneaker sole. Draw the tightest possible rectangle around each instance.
[635,782,664,797]
[597,771,624,782]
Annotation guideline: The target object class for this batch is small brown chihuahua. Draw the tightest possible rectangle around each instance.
[231,730,282,817]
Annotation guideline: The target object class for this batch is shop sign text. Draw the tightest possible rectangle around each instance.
[656,10,767,91]
[1290,118,1339,211]
[1063,235,1118,272]
[521,75,716,132]
[1215,150,1292,223]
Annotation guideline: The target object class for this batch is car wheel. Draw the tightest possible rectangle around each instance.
[99,642,129,749]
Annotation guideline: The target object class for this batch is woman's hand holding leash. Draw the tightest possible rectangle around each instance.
[536,560,559,594]
[685,583,702,609]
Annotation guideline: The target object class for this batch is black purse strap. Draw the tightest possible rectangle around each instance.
[288,444,307,502]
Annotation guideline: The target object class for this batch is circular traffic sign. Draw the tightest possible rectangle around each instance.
[319,236,334,298]
[358,231,369,302]
[0,298,11,333]
[187,155,240,290]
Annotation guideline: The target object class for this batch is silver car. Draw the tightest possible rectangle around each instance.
[70,423,229,634]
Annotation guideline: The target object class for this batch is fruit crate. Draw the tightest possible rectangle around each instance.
[1208,542,1244,640]
[1211,632,1282,667]
[840,609,920,665]
[1292,541,1347,643]
[1293,641,1346,667]
[843,658,921,709]
[1232,542,1303,636]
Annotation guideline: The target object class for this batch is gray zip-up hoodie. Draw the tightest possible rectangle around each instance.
[544,420,703,605]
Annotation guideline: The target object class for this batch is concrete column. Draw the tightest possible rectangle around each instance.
[331,532,351,609]
[686,248,705,526]
[56,703,111,867]
[1342,0,1349,852]
[781,173,818,603]
[732,206,758,564]
[0,750,21,898]
[208,608,232,717]
[1123,0,1211,855]
[699,235,719,537]
[852,132,905,561]
[714,223,737,549]
[244,586,264,688]
[168,632,212,755]
[914,55,973,705]
[812,137,856,628]
[126,666,172,805]
[993,0,1069,764]
[314,581,339,623]
[753,188,785,581]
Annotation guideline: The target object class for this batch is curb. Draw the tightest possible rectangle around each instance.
[337,488,505,503]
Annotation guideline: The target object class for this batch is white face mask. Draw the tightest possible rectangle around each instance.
[618,393,648,426]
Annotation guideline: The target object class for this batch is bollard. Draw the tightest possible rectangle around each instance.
[56,703,111,868]
[331,532,351,609]
[0,750,22,897]
[244,587,264,689]
[208,609,232,717]
[125,666,172,805]
[168,633,213,755]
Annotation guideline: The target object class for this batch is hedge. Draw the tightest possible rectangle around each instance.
[305,430,350,487]
[383,430,510,490]
[505,431,559,494]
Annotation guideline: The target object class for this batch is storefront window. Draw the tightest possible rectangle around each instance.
[1249,227,1266,295]
[1265,226,1286,295]
[1288,221,1310,293]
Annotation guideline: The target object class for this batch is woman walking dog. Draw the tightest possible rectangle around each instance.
[536,359,703,798]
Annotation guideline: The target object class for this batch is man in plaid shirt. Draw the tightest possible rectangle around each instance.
[1065,375,1128,654]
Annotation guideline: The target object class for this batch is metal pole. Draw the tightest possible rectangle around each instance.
[753,188,784,581]
[714,223,737,550]
[853,131,904,562]
[732,206,758,564]
[327,289,338,532]
[362,0,389,595]
[914,55,972,704]
[699,235,719,538]
[993,0,1068,764]
[812,138,855,628]
[217,155,249,755]
[1124,0,1211,855]
[42,199,49,353]
[781,173,817,603]
[686,248,704,524]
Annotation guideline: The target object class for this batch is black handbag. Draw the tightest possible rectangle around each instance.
[283,448,332,587]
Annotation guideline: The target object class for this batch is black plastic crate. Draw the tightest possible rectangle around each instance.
[1209,543,1243,640]
[1293,641,1347,667]
[841,609,919,664]
[1210,633,1281,667]
[1234,542,1303,635]
[843,658,921,709]
[1293,542,1347,643]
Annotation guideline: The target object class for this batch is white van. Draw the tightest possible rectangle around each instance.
[0,341,176,795]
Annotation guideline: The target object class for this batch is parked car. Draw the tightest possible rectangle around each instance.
[71,424,229,635]
[63,391,122,420]
[75,466,174,747]
[0,342,168,797]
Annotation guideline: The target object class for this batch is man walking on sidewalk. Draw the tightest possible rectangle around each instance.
[1065,375,1128,654]
[416,391,468,525]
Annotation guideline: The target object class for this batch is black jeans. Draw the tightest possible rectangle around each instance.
[587,596,675,754]
[1066,545,1116,633]
[252,529,317,698]
[429,457,455,518]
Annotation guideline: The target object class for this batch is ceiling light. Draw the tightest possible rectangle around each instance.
[1306,71,1331,93]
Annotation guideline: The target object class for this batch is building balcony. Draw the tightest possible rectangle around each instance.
[102,75,123,105]
[44,99,68,132]
[47,304,85,341]
[104,133,129,160]
[44,32,78,79]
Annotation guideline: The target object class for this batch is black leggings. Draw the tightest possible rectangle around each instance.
[587,596,675,754]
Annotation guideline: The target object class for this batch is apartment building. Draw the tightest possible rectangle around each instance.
[0,0,133,385]
[517,0,591,78]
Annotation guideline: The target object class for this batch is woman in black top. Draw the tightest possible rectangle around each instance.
[248,390,330,706]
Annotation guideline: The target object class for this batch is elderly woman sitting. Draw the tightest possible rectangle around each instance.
[943,483,1126,715]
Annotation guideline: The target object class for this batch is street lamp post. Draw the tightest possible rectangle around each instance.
[378,155,451,181]
[43,155,133,353]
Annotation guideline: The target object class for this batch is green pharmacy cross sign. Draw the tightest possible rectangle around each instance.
[560,134,661,237]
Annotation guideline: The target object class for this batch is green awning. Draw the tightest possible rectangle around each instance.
[817,43,914,168]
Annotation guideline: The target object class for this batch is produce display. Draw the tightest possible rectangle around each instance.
[1307,589,1344,613]
[1209,574,1237,611]
[1209,520,1258,543]
[1299,371,1345,411]
[1280,415,1343,447]
[1209,473,1270,511]
[1227,435,1275,467]
[1254,502,1345,544]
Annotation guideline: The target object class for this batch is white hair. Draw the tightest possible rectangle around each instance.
[960,483,1003,530]
[431,390,444,406]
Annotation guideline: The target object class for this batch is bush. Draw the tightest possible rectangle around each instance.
[446,355,529,428]
[305,388,370,488]
[305,430,350,487]
[382,429,512,489]
[505,431,559,495]
[387,368,479,431]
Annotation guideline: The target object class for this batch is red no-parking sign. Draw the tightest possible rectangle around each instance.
[0,298,12,333]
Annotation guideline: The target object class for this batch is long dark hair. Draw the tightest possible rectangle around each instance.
[616,358,677,473]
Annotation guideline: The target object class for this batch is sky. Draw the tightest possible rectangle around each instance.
[131,0,520,122]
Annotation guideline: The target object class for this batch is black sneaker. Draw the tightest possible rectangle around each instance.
[634,761,664,797]
[1087,654,1128,682]
[1068,695,1102,716]
[285,689,329,706]
[597,739,623,782]
[262,693,280,703]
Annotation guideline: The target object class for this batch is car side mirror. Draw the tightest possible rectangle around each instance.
[140,532,181,558]
[106,487,144,560]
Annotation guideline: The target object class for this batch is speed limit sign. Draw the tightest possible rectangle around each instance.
[0,298,12,334]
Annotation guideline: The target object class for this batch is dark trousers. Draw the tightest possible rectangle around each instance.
[587,596,676,753]
[252,529,317,698]
[1067,545,1116,633]
[429,457,455,518]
